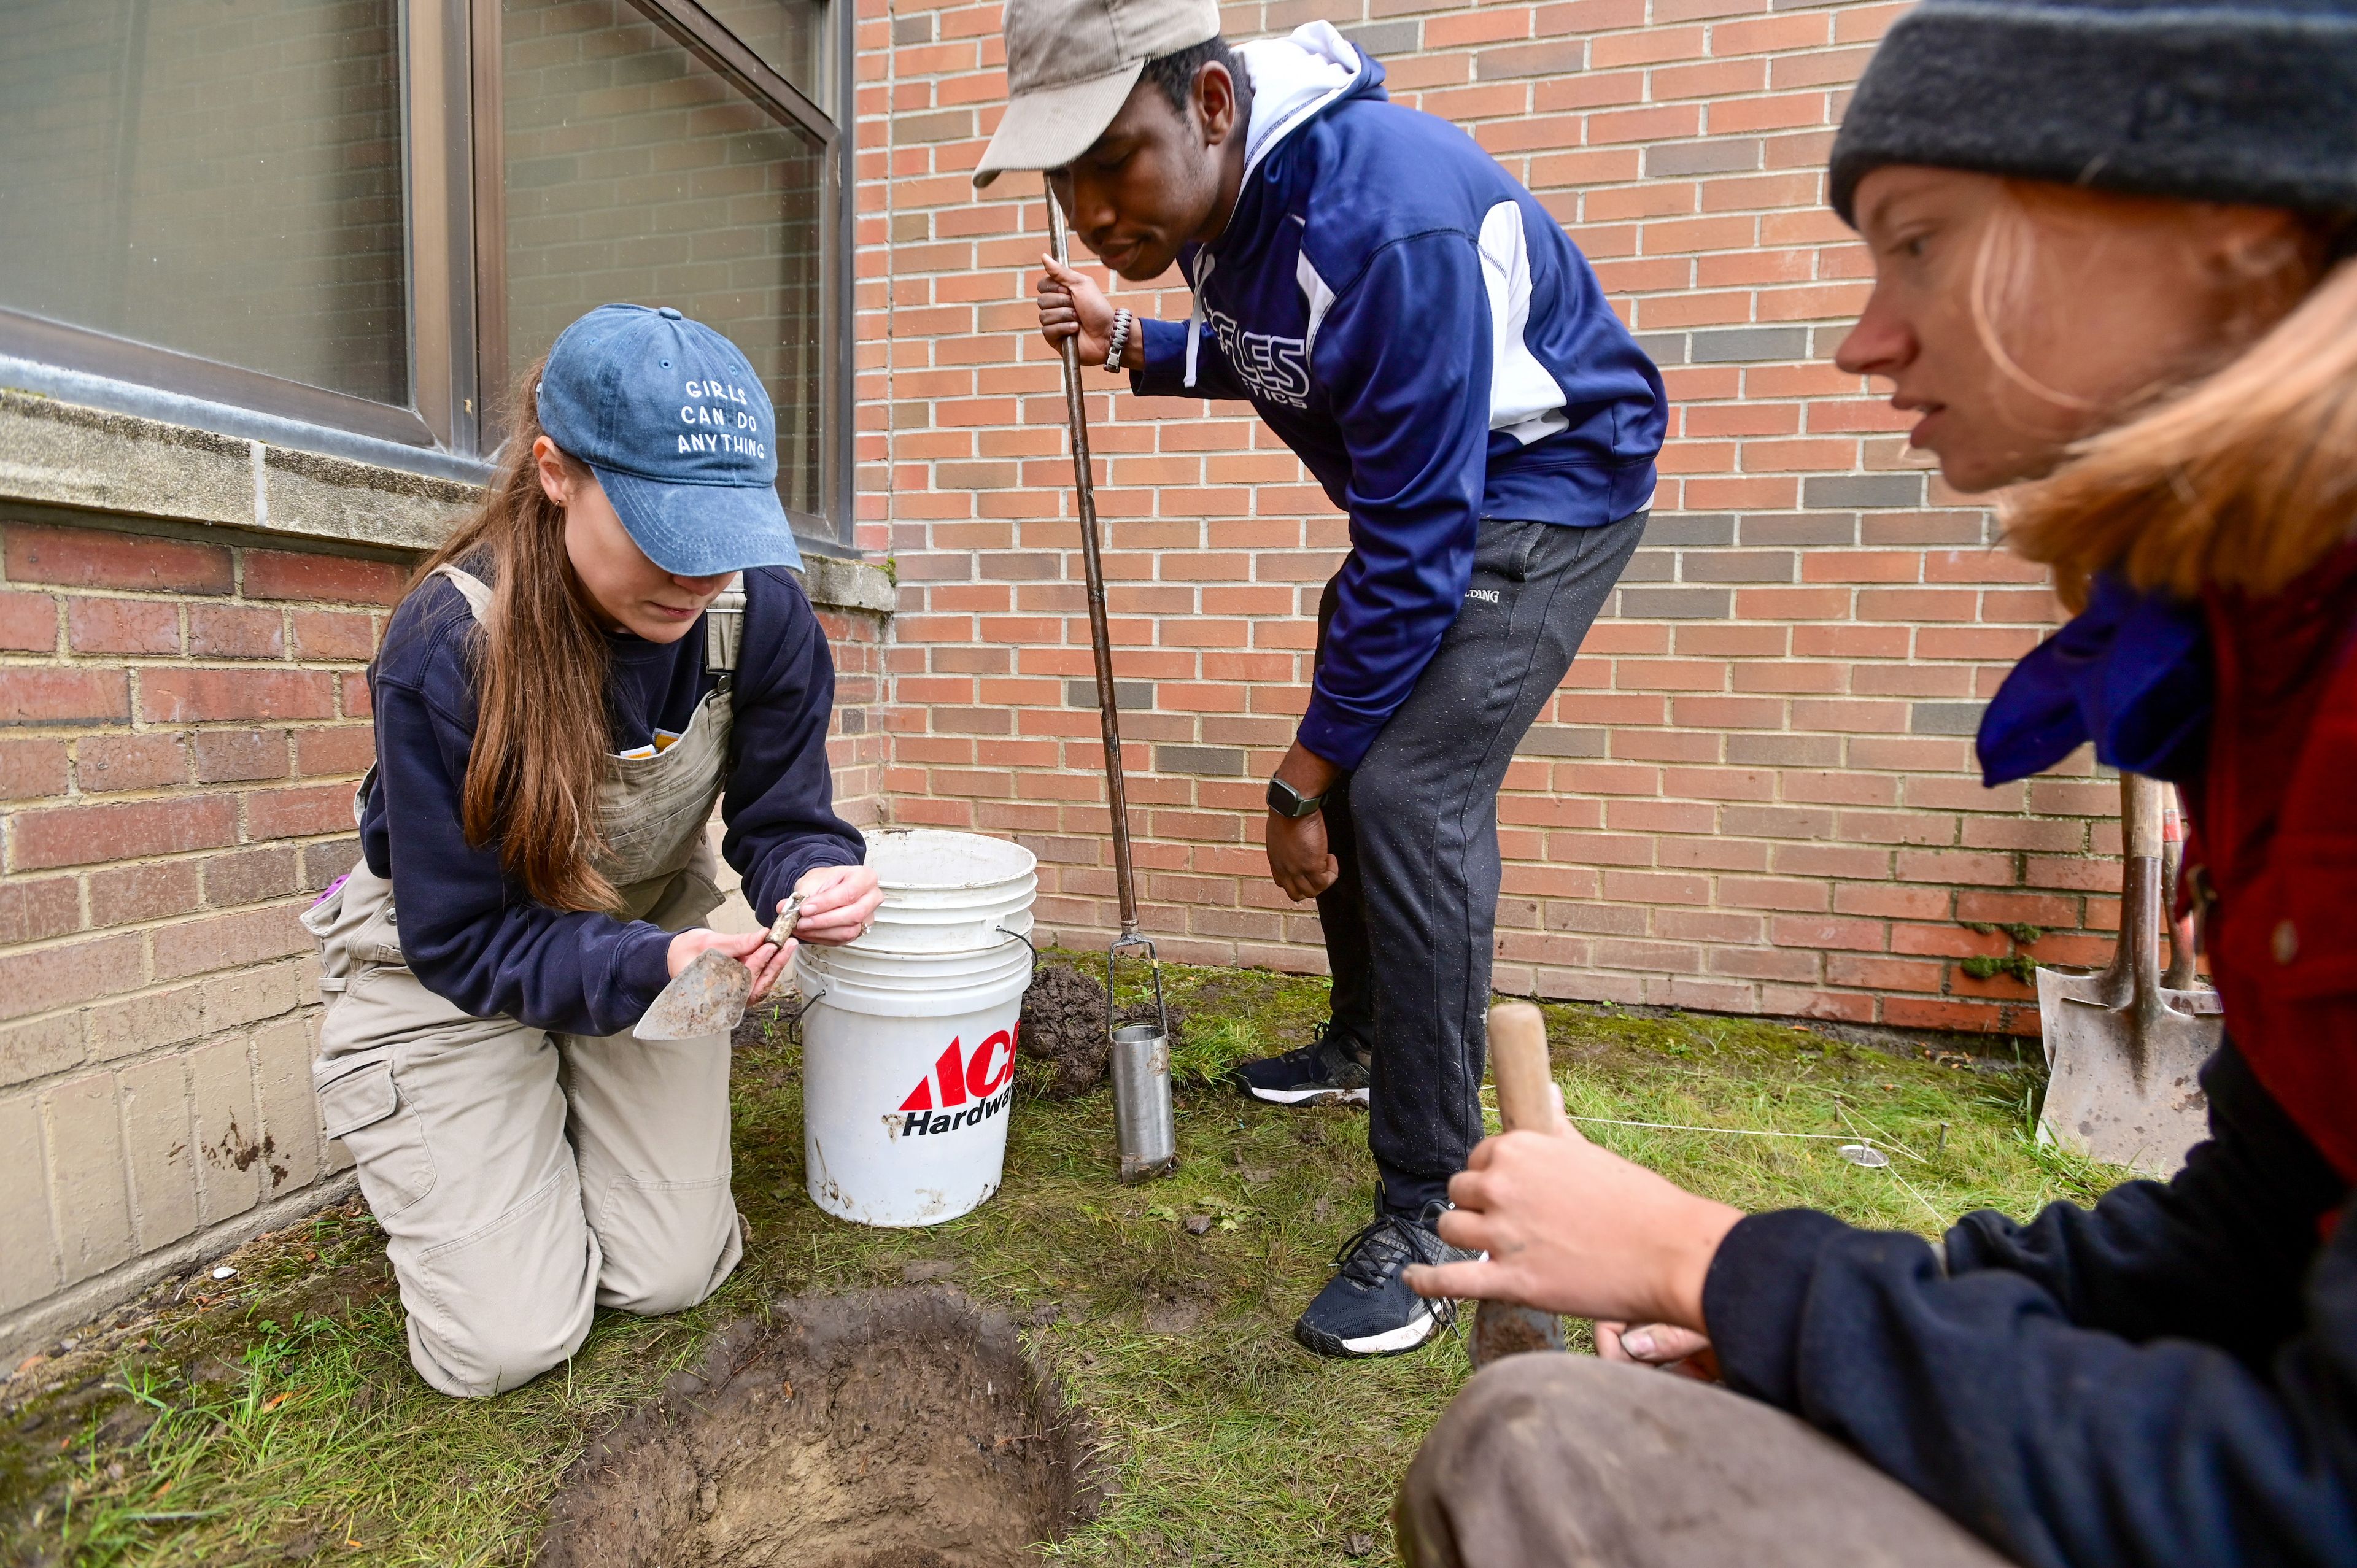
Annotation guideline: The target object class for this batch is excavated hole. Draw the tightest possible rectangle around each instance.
[537,1288,1101,1568]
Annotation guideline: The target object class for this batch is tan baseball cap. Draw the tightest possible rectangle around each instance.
[973,0,1222,187]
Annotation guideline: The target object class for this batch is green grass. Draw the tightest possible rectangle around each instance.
[1,959,2118,1566]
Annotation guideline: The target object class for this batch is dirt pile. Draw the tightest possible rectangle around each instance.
[536,1288,1098,1568]
[1016,965,1111,1099]
[1016,964,1186,1099]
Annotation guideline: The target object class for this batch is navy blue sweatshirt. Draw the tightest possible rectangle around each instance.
[1130,24,1665,769]
[360,562,862,1038]
[1706,1043,2357,1567]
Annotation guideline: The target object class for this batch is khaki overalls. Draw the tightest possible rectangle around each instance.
[304,566,746,1398]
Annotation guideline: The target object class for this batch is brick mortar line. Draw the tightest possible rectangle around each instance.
[6,1001,323,1102]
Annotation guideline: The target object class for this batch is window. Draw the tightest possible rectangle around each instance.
[0,0,412,433]
[0,0,851,547]
[495,0,832,520]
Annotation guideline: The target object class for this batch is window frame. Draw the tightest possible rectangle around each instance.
[0,0,855,551]
[474,0,853,549]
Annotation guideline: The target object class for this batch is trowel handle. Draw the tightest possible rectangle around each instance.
[1488,1003,1555,1134]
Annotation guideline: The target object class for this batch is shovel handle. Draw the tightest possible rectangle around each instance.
[1488,1003,1555,1134]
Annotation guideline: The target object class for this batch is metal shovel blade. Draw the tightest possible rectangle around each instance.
[2037,965,2218,1178]
[2035,775,2221,1177]
[637,948,753,1040]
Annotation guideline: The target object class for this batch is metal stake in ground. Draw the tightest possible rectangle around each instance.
[1468,1002,1569,1367]
[1045,184,1175,1183]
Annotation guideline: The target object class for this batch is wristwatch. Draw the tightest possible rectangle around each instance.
[1266,776,1326,819]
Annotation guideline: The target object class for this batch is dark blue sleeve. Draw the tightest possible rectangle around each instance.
[1131,315,1253,401]
[1703,1048,2357,1568]
[1943,1046,2344,1362]
[368,599,676,1038]
[1292,233,1490,770]
[721,568,864,924]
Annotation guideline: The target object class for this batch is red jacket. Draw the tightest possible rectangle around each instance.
[2190,543,2357,1183]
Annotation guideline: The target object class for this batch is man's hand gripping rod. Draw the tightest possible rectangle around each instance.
[1046,183,1175,1181]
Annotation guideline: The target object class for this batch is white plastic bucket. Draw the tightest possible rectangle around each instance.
[852,828,1037,952]
[795,830,1037,1227]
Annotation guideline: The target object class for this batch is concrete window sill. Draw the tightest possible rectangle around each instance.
[0,388,896,616]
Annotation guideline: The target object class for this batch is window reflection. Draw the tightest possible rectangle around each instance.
[0,0,409,406]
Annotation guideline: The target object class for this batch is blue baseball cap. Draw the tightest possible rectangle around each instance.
[535,304,804,576]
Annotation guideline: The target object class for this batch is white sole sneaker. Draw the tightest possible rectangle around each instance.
[1296,1301,1447,1359]
[1244,1083,1372,1107]
[1335,1308,1442,1357]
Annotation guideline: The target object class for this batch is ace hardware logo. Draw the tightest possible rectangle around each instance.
[892,1027,1017,1138]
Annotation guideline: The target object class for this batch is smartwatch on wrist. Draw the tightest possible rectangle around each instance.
[1266,776,1325,819]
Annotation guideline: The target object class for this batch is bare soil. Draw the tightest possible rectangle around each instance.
[535,1288,1100,1568]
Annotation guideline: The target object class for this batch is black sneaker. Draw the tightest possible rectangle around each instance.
[1293,1202,1473,1359]
[1233,1019,1372,1106]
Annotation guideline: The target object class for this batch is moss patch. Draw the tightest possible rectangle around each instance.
[1,958,2111,1566]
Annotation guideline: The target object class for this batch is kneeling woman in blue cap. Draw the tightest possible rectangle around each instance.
[306,305,882,1398]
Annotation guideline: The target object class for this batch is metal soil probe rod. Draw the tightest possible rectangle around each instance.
[1046,186,1176,1183]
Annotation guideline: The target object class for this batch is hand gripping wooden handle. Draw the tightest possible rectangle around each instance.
[1471,1001,1571,1369]
[1488,1002,1554,1133]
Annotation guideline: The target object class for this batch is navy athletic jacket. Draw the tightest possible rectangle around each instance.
[360,561,863,1038]
[1131,24,1665,770]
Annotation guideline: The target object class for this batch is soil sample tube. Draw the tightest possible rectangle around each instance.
[1110,1022,1176,1180]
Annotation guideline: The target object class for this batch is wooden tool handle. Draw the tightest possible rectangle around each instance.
[2124,773,2164,859]
[1488,1002,1554,1133]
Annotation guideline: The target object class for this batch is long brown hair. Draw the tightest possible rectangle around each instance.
[409,361,622,912]
[1994,192,2357,610]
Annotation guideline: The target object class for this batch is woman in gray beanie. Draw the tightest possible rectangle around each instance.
[1391,2,2357,1565]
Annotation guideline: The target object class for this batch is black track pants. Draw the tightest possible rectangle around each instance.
[1315,511,1645,1215]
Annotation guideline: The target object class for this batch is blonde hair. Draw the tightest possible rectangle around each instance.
[1989,186,2356,611]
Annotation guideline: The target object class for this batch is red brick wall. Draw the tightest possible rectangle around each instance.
[0,519,395,1316]
[855,0,2111,1035]
[814,600,894,827]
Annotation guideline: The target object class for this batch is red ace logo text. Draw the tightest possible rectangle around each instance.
[893,1027,1018,1138]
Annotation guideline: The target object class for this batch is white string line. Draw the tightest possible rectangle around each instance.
[1569,1111,1951,1229]
[1881,1161,1952,1229]
[1831,1100,1934,1166]
[1566,1113,1887,1149]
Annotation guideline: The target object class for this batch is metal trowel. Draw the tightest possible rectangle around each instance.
[636,893,803,1041]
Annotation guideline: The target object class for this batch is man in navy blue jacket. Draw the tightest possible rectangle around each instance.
[985,0,1666,1356]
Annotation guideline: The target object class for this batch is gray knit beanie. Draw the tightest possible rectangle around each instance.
[1829,0,2357,225]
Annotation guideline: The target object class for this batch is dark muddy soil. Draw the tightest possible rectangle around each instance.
[1016,965,1112,1099]
[535,1288,1099,1568]
[1016,964,1185,1100]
